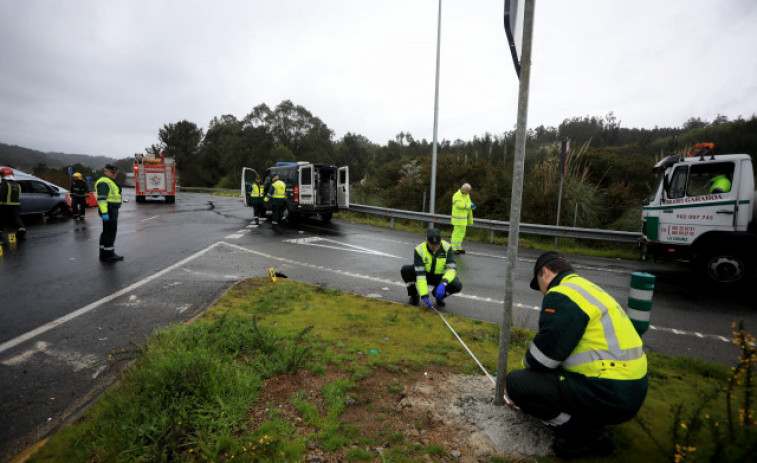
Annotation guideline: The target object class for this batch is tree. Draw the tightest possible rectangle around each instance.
[158,120,205,186]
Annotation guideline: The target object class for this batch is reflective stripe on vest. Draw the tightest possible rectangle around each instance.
[271,180,286,199]
[251,183,265,198]
[549,275,646,380]
[95,176,121,213]
[414,241,456,296]
[0,181,21,205]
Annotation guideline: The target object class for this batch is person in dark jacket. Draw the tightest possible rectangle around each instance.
[264,174,287,226]
[70,172,89,222]
[400,228,462,309]
[95,164,123,261]
[0,167,26,240]
[505,252,648,458]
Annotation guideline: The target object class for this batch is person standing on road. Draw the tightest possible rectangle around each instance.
[0,167,26,240]
[95,164,123,262]
[400,228,462,309]
[70,172,89,222]
[250,175,266,225]
[450,183,475,254]
[505,251,648,458]
[264,174,286,226]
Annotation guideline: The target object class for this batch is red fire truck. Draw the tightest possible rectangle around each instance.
[134,153,176,204]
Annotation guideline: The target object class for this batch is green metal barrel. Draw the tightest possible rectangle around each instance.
[628,272,655,336]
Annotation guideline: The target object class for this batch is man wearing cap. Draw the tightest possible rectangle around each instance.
[400,228,463,309]
[95,164,124,261]
[505,252,648,458]
[264,174,287,226]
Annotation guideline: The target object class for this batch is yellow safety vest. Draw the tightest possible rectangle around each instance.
[451,189,473,226]
[414,241,456,296]
[250,183,265,199]
[548,274,647,381]
[95,176,122,214]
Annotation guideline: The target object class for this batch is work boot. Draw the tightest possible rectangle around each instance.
[553,426,615,459]
[409,295,419,306]
[435,297,446,308]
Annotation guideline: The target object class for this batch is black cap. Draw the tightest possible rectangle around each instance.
[426,228,442,246]
[104,164,118,172]
[530,251,562,290]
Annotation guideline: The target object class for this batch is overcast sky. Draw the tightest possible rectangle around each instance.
[1,0,755,159]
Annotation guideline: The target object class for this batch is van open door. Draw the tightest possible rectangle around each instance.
[241,167,260,207]
[298,164,315,206]
[337,166,349,208]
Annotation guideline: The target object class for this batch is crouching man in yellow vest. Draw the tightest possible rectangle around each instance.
[506,252,648,459]
[400,228,463,309]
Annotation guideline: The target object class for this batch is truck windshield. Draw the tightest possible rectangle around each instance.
[646,172,663,203]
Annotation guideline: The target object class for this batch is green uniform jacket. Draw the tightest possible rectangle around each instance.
[451,189,473,226]
[264,180,287,205]
[524,271,648,421]
[95,176,122,214]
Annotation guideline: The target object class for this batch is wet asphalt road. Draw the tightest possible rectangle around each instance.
[1,190,755,461]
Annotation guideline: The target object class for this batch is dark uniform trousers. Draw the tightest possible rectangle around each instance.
[100,206,119,255]
[71,197,87,219]
[400,265,462,298]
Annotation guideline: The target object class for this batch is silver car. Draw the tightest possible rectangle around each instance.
[0,167,71,218]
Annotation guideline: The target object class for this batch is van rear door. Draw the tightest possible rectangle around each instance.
[337,166,349,208]
[298,164,315,206]
[241,167,260,207]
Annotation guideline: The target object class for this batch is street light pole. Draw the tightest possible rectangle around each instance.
[429,0,442,222]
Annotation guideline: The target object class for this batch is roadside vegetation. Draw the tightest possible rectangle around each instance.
[28,278,755,462]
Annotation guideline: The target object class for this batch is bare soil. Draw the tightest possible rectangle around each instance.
[250,364,554,462]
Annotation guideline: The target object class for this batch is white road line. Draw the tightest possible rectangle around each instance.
[218,241,732,344]
[141,216,159,222]
[0,242,226,355]
[284,236,403,259]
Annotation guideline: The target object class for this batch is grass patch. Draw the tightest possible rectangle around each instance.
[29,278,755,463]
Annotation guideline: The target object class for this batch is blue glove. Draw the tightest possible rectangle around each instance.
[434,283,447,300]
[422,297,433,309]
[102,213,110,222]
[470,203,477,209]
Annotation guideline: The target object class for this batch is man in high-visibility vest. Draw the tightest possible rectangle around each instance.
[95,164,124,261]
[264,174,287,226]
[450,183,474,254]
[250,175,266,225]
[0,167,26,240]
[709,170,731,194]
[400,228,463,309]
[505,252,648,458]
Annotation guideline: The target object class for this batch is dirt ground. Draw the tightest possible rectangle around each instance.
[251,365,555,462]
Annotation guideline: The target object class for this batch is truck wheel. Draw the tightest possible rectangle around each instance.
[135,195,146,203]
[165,195,175,204]
[700,248,753,285]
[320,212,333,223]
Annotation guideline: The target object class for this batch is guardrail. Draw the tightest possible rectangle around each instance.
[346,204,642,244]
[175,188,641,244]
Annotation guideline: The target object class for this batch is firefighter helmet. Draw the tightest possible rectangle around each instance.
[0,167,13,177]
[73,172,83,180]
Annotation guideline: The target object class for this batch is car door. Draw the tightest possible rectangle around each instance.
[298,165,315,206]
[337,166,349,208]
[240,167,260,207]
[19,180,50,214]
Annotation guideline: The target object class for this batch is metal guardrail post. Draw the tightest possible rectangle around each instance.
[628,272,655,336]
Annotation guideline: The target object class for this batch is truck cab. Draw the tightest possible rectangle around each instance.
[640,144,757,284]
[242,162,349,223]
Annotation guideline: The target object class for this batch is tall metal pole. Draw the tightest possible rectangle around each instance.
[554,173,564,248]
[494,0,535,406]
[429,0,442,222]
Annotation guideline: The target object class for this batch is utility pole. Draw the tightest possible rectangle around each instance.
[429,0,442,224]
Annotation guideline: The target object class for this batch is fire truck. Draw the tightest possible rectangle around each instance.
[134,153,176,204]
[640,143,757,285]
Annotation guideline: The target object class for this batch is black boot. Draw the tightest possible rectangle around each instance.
[554,424,615,459]
[409,295,419,306]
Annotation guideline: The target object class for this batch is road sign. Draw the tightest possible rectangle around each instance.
[504,0,525,77]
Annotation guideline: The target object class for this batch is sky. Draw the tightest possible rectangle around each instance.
[1,0,755,160]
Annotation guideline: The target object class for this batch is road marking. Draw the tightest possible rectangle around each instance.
[219,241,733,345]
[284,236,403,259]
[176,304,191,314]
[0,242,227,355]
[0,239,732,359]
[2,340,105,378]
[141,215,159,222]
[225,229,249,239]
